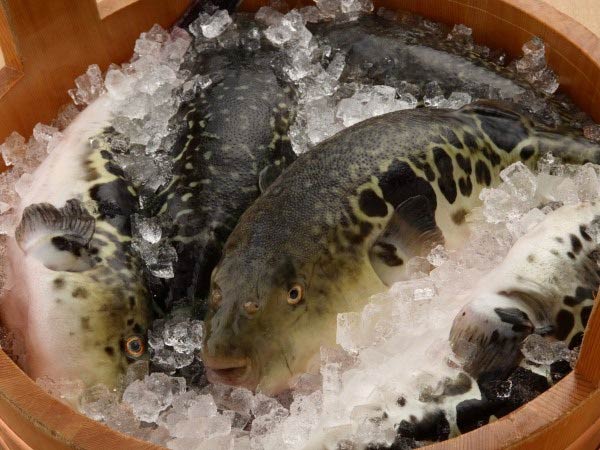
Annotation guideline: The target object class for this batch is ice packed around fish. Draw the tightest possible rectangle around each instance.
[0,0,599,449]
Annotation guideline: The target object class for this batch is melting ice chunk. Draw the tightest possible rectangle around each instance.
[122,373,186,423]
[190,10,233,40]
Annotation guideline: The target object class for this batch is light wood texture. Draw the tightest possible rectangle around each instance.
[97,0,143,19]
[0,0,600,449]
[0,0,191,145]
[0,351,162,450]
[544,0,600,37]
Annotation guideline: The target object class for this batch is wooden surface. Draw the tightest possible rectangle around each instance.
[1,0,600,449]
[545,0,600,36]
[0,0,192,144]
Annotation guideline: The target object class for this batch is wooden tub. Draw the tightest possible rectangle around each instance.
[1,0,600,448]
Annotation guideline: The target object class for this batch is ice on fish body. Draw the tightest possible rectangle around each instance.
[521,334,575,367]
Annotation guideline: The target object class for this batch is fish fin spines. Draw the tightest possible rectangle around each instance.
[16,200,95,251]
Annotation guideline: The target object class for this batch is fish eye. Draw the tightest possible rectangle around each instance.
[124,336,145,359]
[287,283,304,305]
[210,286,223,309]
[244,301,259,315]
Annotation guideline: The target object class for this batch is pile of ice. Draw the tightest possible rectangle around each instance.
[272,5,559,154]
[46,156,595,450]
[148,316,204,372]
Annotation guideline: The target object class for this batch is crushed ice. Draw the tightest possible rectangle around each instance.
[0,2,596,449]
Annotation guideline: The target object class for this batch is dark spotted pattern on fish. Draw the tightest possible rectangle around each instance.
[204,101,600,395]
[150,49,296,316]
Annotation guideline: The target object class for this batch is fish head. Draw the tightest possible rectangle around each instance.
[5,200,151,390]
[203,252,326,394]
[4,250,152,391]
[202,201,377,394]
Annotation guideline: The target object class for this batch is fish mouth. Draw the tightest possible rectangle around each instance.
[203,355,255,387]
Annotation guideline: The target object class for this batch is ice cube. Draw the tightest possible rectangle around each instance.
[390,278,437,302]
[36,377,85,406]
[340,0,373,15]
[427,245,449,267]
[163,319,203,353]
[335,85,412,127]
[573,164,600,201]
[299,5,322,23]
[68,64,106,106]
[32,123,63,153]
[336,312,361,353]
[515,37,546,73]
[500,162,537,201]
[264,11,312,49]
[79,384,119,421]
[255,6,284,26]
[444,92,472,109]
[584,124,600,143]
[555,177,579,205]
[133,214,162,244]
[241,27,261,52]
[0,132,26,167]
[122,373,186,423]
[447,24,474,49]
[513,37,559,94]
[190,10,233,40]
[521,334,573,366]
[507,207,546,238]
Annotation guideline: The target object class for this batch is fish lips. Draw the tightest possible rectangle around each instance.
[202,353,258,390]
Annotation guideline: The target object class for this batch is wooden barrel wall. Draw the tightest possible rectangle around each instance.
[1,0,600,449]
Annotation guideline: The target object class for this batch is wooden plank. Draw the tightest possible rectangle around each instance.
[544,0,600,37]
[0,0,191,143]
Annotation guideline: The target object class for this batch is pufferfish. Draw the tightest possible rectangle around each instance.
[201,101,600,394]
[0,95,150,390]
[451,201,600,378]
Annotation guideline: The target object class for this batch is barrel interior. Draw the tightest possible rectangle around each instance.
[1,0,600,449]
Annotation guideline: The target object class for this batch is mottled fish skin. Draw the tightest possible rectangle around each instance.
[451,202,600,378]
[1,96,150,391]
[202,101,600,393]
[305,361,562,447]
[152,49,296,317]
[313,16,524,99]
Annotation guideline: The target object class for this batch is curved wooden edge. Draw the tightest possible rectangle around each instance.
[0,0,599,449]
[0,0,192,143]
[0,351,163,450]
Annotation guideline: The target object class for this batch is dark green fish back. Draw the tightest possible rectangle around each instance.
[153,50,296,316]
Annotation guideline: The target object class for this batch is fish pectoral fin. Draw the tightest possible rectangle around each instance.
[258,163,282,194]
[369,195,444,286]
[15,200,97,272]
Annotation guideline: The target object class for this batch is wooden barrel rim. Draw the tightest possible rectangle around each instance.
[1,0,600,448]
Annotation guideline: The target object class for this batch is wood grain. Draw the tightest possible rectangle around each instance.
[0,0,191,144]
[544,0,600,37]
[0,0,600,449]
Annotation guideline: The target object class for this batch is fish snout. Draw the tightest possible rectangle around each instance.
[202,347,255,388]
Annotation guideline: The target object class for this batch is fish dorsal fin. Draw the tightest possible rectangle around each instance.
[369,195,444,286]
[15,200,97,272]
[459,100,523,121]
[258,163,282,194]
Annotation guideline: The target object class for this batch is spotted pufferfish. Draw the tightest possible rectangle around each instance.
[147,46,296,318]
[201,101,600,394]
[451,201,600,378]
[1,95,150,391]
